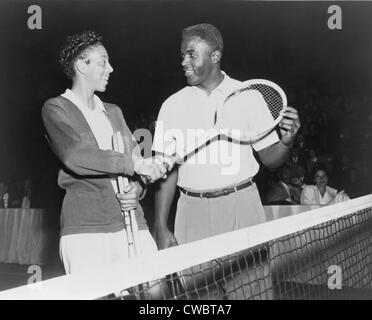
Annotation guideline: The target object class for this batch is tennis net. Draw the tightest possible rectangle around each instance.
[1,195,372,300]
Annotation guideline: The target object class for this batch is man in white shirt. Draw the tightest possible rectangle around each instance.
[152,24,301,249]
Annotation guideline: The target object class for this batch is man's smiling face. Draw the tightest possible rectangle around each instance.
[180,36,215,88]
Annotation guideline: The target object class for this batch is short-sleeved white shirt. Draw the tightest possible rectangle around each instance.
[300,185,338,205]
[152,73,279,190]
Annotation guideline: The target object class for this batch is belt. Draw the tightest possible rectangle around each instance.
[179,178,254,199]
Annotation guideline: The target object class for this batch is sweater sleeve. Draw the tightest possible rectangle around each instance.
[42,99,134,176]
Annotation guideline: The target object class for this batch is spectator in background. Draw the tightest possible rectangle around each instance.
[290,164,306,202]
[9,180,22,208]
[0,180,9,208]
[290,165,306,186]
[300,165,349,205]
[21,179,32,209]
[265,165,300,205]
[9,179,32,208]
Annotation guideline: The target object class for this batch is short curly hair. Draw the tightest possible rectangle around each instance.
[59,31,103,79]
[182,23,224,56]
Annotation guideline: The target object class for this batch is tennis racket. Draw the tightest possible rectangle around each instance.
[162,79,287,166]
[112,131,141,258]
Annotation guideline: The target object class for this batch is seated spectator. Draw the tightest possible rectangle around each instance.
[0,180,10,208]
[289,165,306,204]
[21,179,32,209]
[265,165,300,205]
[300,165,349,205]
[10,179,34,208]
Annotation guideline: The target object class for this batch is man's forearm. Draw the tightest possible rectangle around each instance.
[258,140,292,170]
[134,178,147,200]
[258,105,300,170]
[154,169,178,230]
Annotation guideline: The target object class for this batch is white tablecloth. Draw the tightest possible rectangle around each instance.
[0,209,48,265]
[263,204,321,221]
[0,206,320,265]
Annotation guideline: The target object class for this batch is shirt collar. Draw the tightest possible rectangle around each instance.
[61,89,107,114]
[192,71,236,97]
[214,71,234,95]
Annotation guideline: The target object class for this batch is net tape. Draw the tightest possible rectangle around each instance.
[1,195,372,300]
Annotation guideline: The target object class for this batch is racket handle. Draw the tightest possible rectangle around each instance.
[123,210,136,257]
[113,132,139,258]
[117,176,126,193]
[129,209,141,255]
[121,177,138,256]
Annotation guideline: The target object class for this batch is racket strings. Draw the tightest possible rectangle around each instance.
[239,84,284,120]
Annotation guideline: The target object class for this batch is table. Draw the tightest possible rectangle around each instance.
[263,204,321,221]
[0,209,49,265]
[0,205,321,265]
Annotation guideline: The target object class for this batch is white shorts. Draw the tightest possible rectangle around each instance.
[60,229,157,274]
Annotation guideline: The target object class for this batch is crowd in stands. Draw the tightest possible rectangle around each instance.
[0,179,34,209]
[261,90,372,205]
[0,177,60,209]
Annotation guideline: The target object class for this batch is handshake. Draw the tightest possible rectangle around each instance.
[133,156,175,183]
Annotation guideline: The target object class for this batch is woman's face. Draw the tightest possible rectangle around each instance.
[81,45,114,92]
[314,170,328,188]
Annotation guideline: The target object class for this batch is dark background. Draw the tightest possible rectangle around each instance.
[0,0,371,202]
[0,0,371,291]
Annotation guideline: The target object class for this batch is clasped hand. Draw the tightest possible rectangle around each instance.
[134,156,174,183]
[116,181,140,212]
